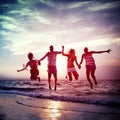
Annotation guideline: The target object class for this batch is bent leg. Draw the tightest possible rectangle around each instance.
[68,72,72,81]
[73,71,79,80]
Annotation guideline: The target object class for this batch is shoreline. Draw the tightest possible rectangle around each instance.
[0,94,120,120]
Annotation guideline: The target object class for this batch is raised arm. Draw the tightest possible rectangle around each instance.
[62,46,68,56]
[92,49,111,54]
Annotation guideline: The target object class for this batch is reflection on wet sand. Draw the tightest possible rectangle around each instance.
[48,101,61,120]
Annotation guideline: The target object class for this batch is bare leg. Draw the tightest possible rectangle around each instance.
[48,73,51,90]
[68,72,72,81]
[91,69,97,85]
[73,71,79,80]
[86,70,93,89]
[37,77,40,82]
[48,69,52,90]
[54,77,57,91]
[48,79,51,90]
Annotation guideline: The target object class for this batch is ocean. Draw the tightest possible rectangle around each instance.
[0,79,120,108]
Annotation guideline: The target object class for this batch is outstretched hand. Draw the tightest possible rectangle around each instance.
[107,49,111,53]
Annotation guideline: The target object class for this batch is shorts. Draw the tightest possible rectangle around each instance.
[30,69,39,80]
[48,66,57,78]
[67,67,76,72]
[86,64,96,71]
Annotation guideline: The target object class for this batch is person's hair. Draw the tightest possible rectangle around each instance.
[69,49,75,54]
[28,52,33,60]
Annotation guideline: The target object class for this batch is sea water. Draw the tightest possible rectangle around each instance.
[0,79,120,108]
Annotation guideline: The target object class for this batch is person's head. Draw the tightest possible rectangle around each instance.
[28,52,33,60]
[49,45,54,52]
[84,47,88,53]
[69,49,75,55]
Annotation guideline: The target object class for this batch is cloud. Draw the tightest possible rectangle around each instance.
[39,1,90,10]
[88,1,120,11]
[18,0,28,4]
[0,15,16,23]
[2,27,62,55]
[8,7,51,24]
[0,0,120,56]
[2,15,119,55]
[111,38,120,46]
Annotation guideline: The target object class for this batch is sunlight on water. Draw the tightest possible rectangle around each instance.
[48,101,61,120]
[0,79,120,107]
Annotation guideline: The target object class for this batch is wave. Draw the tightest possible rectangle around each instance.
[0,79,120,108]
[16,96,120,115]
[0,89,120,108]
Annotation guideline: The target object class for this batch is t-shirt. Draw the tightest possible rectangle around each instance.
[47,51,61,66]
[28,60,38,71]
[83,52,95,66]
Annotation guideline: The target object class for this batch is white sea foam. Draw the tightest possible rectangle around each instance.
[0,79,120,107]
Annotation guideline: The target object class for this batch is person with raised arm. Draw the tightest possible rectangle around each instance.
[62,46,79,81]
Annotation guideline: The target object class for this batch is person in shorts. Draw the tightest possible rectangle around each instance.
[79,47,111,89]
[39,45,61,90]
[17,52,40,82]
[62,46,79,81]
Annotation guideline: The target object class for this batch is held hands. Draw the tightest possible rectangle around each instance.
[78,64,81,69]
[38,60,41,65]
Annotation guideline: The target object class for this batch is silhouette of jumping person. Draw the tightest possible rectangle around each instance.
[62,46,79,81]
[17,52,40,82]
[39,45,62,91]
[79,47,111,89]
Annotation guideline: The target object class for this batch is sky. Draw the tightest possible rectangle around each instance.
[0,0,120,80]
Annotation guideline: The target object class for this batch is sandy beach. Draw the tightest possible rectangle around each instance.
[0,94,120,120]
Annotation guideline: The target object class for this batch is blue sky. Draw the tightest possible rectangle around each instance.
[0,0,120,80]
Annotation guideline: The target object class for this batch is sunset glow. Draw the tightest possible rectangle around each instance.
[0,0,120,80]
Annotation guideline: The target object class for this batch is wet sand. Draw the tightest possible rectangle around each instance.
[0,94,120,120]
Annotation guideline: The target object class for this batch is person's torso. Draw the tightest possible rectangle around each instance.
[47,52,57,66]
[29,60,38,70]
[83,52,95,65]
[67,55,76,68]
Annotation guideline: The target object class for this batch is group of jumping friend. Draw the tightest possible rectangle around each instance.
[17,45,111,90]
